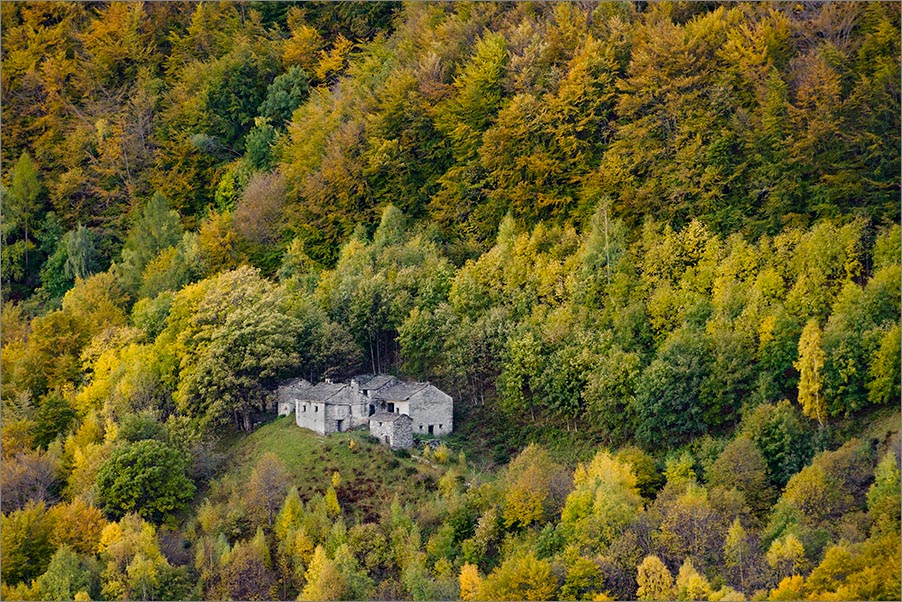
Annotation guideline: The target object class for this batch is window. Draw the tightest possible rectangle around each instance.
[439,424,443,430]
[315,406,318,413]
[387,402,395,413]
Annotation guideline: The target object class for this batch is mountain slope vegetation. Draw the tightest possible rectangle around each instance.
[1,2,899,601]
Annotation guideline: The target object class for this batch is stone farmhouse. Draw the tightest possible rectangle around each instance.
[276,374,453,449]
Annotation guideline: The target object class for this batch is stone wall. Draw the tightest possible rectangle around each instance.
[370,414,413,449]
[325,402,352,433]
[295,400,326,435]
[409,386,453,436]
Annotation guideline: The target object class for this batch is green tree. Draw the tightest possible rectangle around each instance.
[867,323,900,405]
[64,224,100,281]
[866,452,901,537]
[707,436,773,516]
[35,545,95,602]
[435,32,508,160]
[259,65,311,127]
[117,192,183,295]
[162,267,324,432]
[95,439,195,523]
[741,400,814,488]
[4,152,44,270]
[584,346,641,446]
[635,328,713,448]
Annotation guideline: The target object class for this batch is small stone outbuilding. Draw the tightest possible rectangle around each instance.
[369,412,413,450]
[275,377,312,416]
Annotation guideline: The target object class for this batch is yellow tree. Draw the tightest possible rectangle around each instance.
[459,563,483,601]
[300,545,346,601]
[480,552,558,601]
[795,319,826,426]
[501,444,569,530]
[675,558,712,601]
[766,534,806,580]
[636,555,674,601]
[560,450,642,552]
[49,498,108,555]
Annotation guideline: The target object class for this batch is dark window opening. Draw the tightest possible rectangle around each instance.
[428,425,434,435]
[387,402,395,413]
[369,404,375,416]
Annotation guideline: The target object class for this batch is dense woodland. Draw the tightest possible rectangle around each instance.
[1,2,900,601]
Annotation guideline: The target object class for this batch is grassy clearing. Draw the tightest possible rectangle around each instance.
[219,416,451,523]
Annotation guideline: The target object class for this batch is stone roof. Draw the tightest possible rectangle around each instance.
[374,382,429,401]
[353,374,398,391]
[281,377,312,391]
[364,374,398,390]
[370,411,411,423]
[296,382,349,402]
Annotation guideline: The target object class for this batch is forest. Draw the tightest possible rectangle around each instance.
[1,1,900,600]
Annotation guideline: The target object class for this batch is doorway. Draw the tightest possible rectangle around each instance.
[428,425,434,435]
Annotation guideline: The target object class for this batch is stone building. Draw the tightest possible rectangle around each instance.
[276,378,311,416]
[352,374,400,405]
[293,381,370,435]
[372,382,453,437]
[369,412,413,450]
[277,374,453,448]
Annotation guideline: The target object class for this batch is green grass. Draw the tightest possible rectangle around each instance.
[219,416,448,523]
